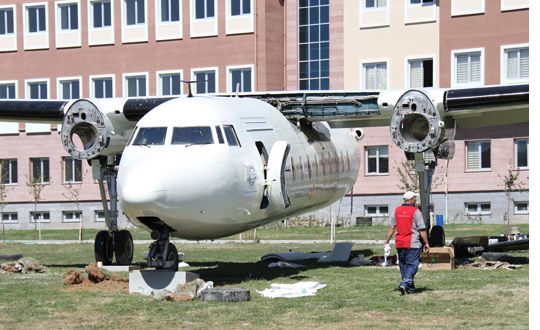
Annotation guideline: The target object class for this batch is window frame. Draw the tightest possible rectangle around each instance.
[25,79,50,99]
[89,0,113,29]
[361,61,388,90]
[62,210,82,223]
[364,205,389,217]
[513,201,528,215]
[0,80,17,99]
[95,210,106,222]
[123,72,148,97]
[500,44,529,85]
[57,76,82,99]
[227,65,254,93]
[123,0,147,26]
[0,5,16,36]
[158,0,181,23]
[229,0,251,17]
[0,159,18,185]
[194,0,215,20]
[365,145,389,175]
[24,3,48,34]
[465,202,491,216]
[406,56,435,88]
[363,0,388,10]
[191,67,218,94]
[63,156,83,183]
[514,138,528,170]
[156,70,183,96]
[30,211,51,223]
[1,212,18,223]
[90,74,115,98]
[451,48,485,87]
[30,157,50,184]
[56,1,80,32]
[465,140,491,172]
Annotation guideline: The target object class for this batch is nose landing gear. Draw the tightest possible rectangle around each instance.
[146,230,179,272]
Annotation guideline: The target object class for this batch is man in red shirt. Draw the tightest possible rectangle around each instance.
[385,191,430,294]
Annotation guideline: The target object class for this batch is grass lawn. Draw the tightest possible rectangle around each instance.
[0,224,529,242]
[0,242,529,329]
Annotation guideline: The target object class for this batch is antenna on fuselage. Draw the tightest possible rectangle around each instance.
[180,80,200,98]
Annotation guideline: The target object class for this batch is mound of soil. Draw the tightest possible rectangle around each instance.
[63,264,128,293]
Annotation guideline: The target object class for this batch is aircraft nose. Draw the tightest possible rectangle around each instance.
[118,164,168,209]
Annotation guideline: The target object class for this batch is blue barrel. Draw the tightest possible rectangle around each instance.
[436,214,444,226]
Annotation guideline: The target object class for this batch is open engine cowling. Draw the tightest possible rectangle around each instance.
[60,99,135,160]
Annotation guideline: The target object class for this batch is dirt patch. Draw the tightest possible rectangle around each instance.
[63,264,128,293]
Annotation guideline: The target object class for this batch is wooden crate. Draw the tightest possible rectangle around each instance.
[421,246,455,270]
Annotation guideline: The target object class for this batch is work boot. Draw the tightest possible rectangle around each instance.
[399,285,408,295]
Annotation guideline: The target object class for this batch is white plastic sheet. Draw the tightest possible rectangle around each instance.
[257,281,326,298]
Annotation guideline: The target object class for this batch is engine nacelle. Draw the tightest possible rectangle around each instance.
[389,90,447,155]
[60,99,136,159]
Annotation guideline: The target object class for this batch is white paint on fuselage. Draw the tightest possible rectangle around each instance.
[118,96,360,239]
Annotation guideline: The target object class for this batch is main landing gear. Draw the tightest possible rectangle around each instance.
[92,157,134,265]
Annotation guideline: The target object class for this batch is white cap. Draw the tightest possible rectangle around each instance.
[403,191,416,200]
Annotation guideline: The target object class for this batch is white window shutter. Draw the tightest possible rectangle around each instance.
[409,60,422,88]
[377,63,387,89]
[467,141,480,170]
[470,53,481,82]
[456,54,469,84]
[366,65,376,89]
[520,48,529,78]
[507,50,518,79]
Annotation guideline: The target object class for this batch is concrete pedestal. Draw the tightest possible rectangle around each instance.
[129,270,199,295]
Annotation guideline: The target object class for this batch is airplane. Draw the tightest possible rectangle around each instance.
[0,83,528,271]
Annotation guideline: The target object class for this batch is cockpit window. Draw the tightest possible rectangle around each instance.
[132,127,167,146]
[171,126,214,145]
[223,125,241,147]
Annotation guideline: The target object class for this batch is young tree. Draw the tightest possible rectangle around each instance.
[26,176,46,240]
[394,159,445,192]
[499,167,526,235]
[63,182,83,242]
[0,160,11,240]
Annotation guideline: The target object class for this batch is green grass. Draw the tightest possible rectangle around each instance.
[0,224,529,242]
[0,242,529,329]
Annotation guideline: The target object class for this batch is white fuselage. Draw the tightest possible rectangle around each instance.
[117,96,360,239]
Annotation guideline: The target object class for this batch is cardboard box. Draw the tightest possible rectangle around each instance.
[421,246,455,270]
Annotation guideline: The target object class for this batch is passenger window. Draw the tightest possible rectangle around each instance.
[223,125,241,147]
[215,126,224,144]
[132,127,167,146]
[171,126,214,145]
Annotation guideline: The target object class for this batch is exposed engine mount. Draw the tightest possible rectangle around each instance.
[60,99,133,159]
[389,90,448,156]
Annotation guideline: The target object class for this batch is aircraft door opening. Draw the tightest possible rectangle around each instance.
[266,141,291,209]
[256,141,270,209]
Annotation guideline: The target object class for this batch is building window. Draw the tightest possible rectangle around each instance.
[466,140,490,171]
[231,0,250,16]
[514,201,528,215]
[27,81,48,99]
[194,70,216,94]
[365,146,388,175]
[515,139,528,170]
[453,50,483,86]
[63,211,82,223]
[125,0,145,25]
[363,62,387,90]
[229,67,252,92]
[91,0,112,28]
[59,79,80,99]
[125,74,147,97]
[465,202,491,215]
[30,211,50,223]
[195,0,214,19]
[410,0,434,5]
[158,72,182,96]
[1,212,18,223]
[298,0,330,90]
[64,157,82,183]
[92,76,114,98]
[27,5,47,33]
[161,0,180,22]
[0,83,16,99]
[58,3,78,30]
[408,58,433,88]
[365,0,387,9]
[31,158,50,184]
[0,8,14,35]
[364,205,388,217]
[0,159,17,184]
[95,210,105,222]
[502,46,528,83]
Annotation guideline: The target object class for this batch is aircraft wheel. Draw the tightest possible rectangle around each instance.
[94,230,113,265]
[115,230,134,265]
[164,243,179,272]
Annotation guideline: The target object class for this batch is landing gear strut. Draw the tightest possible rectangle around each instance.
[92,156,134,265]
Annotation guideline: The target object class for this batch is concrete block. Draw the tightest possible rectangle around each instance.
[200,288,251,302]
[97,262,140,272]
[129,270,199,295]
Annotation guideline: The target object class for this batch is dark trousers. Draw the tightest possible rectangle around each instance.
[397,248,421,288]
